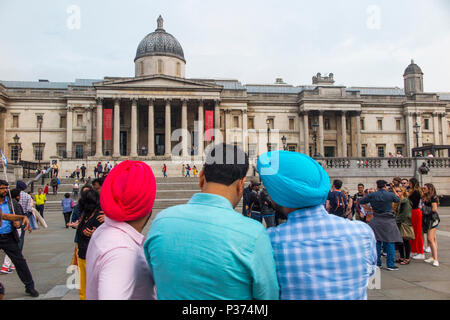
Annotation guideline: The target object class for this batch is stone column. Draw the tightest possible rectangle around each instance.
[318,111,324,156]
[433,112,440,146]
[130,98,138,157]
[112,98,121,157]
[95,98,103,157]
[214,100,221,142]
[303,112,309,155]
[86,106,93,156]
[298,112,304,153]
[147,99,155,157]
[197,100,204,157]
[242,109,248,152]
[66,106,73,158]
[225,110,231,144]
[355,112,362,157]
[416,112,422,147]
[341,111,347,157]
[181,99,188,157]
[441,113,448,146]
[404,111,414,157]
[164,99,171,157]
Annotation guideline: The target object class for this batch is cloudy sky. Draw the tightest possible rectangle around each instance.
[1,0,449,92]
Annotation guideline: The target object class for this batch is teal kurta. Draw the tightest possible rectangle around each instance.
[144,193,279,300]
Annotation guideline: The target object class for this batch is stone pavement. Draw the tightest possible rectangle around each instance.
[1,195,449,300]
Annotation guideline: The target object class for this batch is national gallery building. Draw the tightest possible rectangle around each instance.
[0,16,449,166]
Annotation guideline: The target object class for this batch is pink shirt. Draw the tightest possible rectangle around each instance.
[86,216,156,300]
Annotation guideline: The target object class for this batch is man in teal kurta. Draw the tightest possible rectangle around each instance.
[144,143,279,300]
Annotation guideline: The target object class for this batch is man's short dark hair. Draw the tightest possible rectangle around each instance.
[203,143,249,186]
[92,178,103,186]
[358,183,364,188]
[333,179,343,190]
[0,180,8,187]
[10,188,21,199]
[377,180,388,189]
[64,193,71,198]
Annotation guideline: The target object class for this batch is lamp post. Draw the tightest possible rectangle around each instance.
[413,122,420,157]
[312,122,319,157]
[13,134,20,165]
[37,115,43,183]
[281,135,287,151]
[266,119,271,152]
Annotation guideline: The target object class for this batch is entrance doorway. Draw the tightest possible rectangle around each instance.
[120,131,127,156]
[324,146,335,157]
[155,134,165,155]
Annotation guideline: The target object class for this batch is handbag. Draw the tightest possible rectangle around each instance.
[422,204,432,216]
[398,223,415,240]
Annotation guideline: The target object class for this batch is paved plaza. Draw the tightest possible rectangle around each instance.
[1,180,450,300]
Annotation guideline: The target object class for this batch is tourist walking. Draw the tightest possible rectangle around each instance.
[43,184,49,196]
[352,183,365,220]
[408,177,424,259]
[51,161,59,178]
[86,161,157,300]
[242,180,255,217]
[75,166,81,180]
[193,165,198,177]
[61,193,74,228]
[34,188,46,219]
[259,186,276,228]
[359,180,402,271]
[342,187,353,219]
[257,151,377,300]
[248,182,262,222]
[0,180,39,297]
[144,143,279,300]
[74,188,104,300]
[50,174,58,195]
[422,183,440,267]
[395,187,414,265]
[162,163,167,178]
[326,179,348,218]
[185,164,191,177]
[73,180,80,199]
[80,164,86,182]
[97,162,103,178]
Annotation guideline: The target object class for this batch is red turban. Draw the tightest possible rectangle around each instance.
[100,160,157,222]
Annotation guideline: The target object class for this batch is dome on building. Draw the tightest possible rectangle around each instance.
[404,59,423,76]
[135,16,185,62]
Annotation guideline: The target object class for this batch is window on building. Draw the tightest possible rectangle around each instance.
[248,117,254,129]
[10,145,19,162]
[346,118,350,131]
[424,118,430,130]
[233,116,239,128]
[57,144,66,158]
[77,114,83,127]
[396,145,404,156]
[287,144,297,152]
[361,118,365,130]
[377,119,383,131]
[268,118,274,129]
[308,146,313,157]
[361,145,367,157]
[60,115,66,128]
[289,118,294,130]
[34,144,44,161]
[377,145,385,158]
[248,143,257,158]
[176,62,181,77]
[75,145,84,159]
[120,113,124,125]
[396,119,401,131]
[324,146,335,157]
[12,115,19,128]
[324,118,330,130]
[157,59,163,74]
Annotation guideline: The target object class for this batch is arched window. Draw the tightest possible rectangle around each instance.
[176,62,181,77]
[157,59,163,74]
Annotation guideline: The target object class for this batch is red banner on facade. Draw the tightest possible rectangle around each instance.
[205,110,214,141]
[103,109,113,141]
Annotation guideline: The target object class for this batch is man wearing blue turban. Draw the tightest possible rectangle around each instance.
[257,151,378,300]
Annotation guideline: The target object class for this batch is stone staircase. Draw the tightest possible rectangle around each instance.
[30,176,245,215]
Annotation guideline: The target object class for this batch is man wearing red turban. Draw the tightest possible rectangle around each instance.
[86,160,157,300]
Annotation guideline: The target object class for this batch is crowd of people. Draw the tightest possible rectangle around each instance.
[0,143,444,300]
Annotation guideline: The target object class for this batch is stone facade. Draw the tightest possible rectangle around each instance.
[0,17,449,167]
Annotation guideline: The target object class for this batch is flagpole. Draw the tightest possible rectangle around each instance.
[0,149,16,215]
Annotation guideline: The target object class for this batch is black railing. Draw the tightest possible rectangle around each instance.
[19,160,50,178]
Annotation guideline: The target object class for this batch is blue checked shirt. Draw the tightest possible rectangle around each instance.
[268,205,377,300]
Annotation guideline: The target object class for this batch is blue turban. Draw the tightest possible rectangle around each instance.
[16,180,27,191]
[256,151,330,209]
